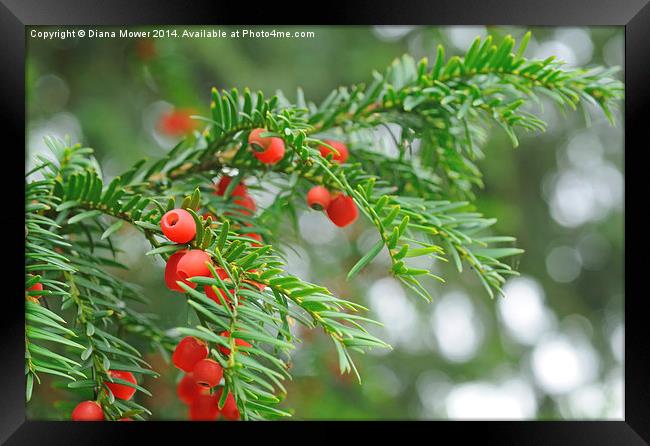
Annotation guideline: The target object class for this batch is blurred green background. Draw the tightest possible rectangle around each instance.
[25,25,624,420]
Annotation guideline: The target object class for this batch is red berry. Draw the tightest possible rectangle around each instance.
[159,109,196,136]
[248,128,267,146]
[244,232,263,247]
[192,359,223,388]
[234,194,256,216]
[176,250,212,284]
[71,401,104,421]
[177,373,209,405]
[218,331,252,356]
[204,268,234,305]
[27,282,43,292]
[202,211,217,221]
[249,128,285,165]
[215,176,247,198]
[160,209,196,244]
[204,286,231,303]
[319,140,349,164]
[27,282,44,299]
[165,250,192,292]
[326,194,358,227]
[220,391,240,421]
[306,186,332,211]
[188,393,220,421]
[135,38,156,61]
[105,370,137,401]
[255,137,285,164]
[172,336,209,372]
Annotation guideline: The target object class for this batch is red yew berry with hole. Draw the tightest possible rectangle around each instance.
[319,140,349,164]
[176,250,212,285]
[160,209,196,243]
[172,336,209,372]
[326,194,358,227]
[255,137,285,164]
[307,186,332,211]
[218,331,252,356]
[188,393,220,421]
[215,176,247,198]
[165,250,192,292]
[177,373,209,405]
[105,370,137,401]
[159,109,196,136]
[249,128,285,165]
[192,359,223,388]
[220,391,240,421]
[248,128,268,147]
[71,401,104,421]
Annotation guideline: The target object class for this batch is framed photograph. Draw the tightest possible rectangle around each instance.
[4,0,648,443]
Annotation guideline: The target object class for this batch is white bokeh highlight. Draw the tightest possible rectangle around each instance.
[369,278,419,348]
[531,333,599,395]
[546,246,583,283]
[498,277,555,345]
[445,379,537,420]
[431,292,483,363]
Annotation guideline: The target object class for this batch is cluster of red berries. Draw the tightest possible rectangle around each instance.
[71,370,138,421]
[307,187,358,227]
[172,336,244,421]
[71,132,349,421]
[215,176,255,216]
[213,176,263,245]
[164,248,236,306]
[160,208,223,301]
[305,140,358,227]
[248,128,285,165]
[160,207,262,304]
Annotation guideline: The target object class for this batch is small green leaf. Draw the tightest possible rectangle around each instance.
[347,239,384,280]
[101,220,124,240]
[26,374,34,401]
[145,244,184,256]
[81,346,93,361]
[67,379,97,389]
[474,248,524,259]
[68,210,102,225]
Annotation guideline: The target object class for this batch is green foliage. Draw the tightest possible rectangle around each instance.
[24,33,622,420]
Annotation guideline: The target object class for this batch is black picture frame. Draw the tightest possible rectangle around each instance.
[3,0,648,443]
